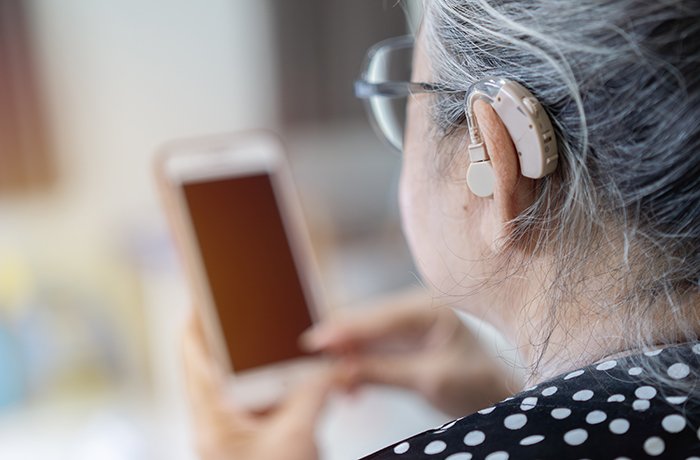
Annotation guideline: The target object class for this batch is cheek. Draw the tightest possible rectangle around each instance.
[399,128,490,297]
[398,152,424,267]
[399,159,462,296]
[399,98,437,279]
[399,131,459,289]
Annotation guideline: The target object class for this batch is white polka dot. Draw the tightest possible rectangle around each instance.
[697,426,700,440]
[596,360,617,371]
[628,367,643,376]
[573,389,594,401]
[586,410,607,424]
[644,436,665,456]
[635,386,657,399]
[504,413,528,430]
[564,369,585,380]
[484,452,509,460]
[435,420,457,433]
[668,362,690,380]
[542,386,557,396]
[662,414,687,433]
[551,408,572,419]
[607,394,625,402]
[393,442,410,454]
[633,399,650,411]
[666,396,688,405]
[563,428,588,446]
[519,435,545,446]
[645,349,663,357]
[692,343,700,355]
[463,430,485,446]
[686,457,700,460]
[445,454,472,460]
[524,385,538,392]
[424,440,446,455]
[478,406,495,415]
[609,418,630,434]
[520,396,538,411]
[615,457,632,460]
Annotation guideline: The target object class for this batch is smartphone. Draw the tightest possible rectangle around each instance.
[155,131,326,410]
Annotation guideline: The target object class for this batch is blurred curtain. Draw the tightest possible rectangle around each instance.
[0,0,53,192]
[271,0,408,127]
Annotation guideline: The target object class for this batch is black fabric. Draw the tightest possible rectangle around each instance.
[362,342,700,459]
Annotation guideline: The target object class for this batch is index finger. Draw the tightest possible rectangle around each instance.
[300,288,440,352]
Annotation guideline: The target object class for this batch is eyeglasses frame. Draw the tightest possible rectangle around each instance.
[354,35,461,150]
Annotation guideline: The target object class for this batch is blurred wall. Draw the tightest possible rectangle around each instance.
[1,0,281,427]
[272,0,406,125]
[15,0,278,236]
[0,2,428,458]
[0,2,282,458]
[0,0,281,361]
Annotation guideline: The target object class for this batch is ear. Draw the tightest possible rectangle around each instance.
[473,100,536,248]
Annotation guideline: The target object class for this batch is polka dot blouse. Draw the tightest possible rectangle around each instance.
[362,342,700,459]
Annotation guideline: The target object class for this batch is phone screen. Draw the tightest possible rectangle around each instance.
[183,173,313,372]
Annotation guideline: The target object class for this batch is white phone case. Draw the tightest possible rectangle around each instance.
[154,130,328,410]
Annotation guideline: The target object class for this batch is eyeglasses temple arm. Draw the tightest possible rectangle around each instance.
[354,80,454,99]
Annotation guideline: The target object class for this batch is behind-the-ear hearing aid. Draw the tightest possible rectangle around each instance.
[465,78,558,197]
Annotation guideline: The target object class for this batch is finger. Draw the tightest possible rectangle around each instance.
[300,289,439,353]
[251,374,333,460]
[337,354,424,392]
[272,370,335,432]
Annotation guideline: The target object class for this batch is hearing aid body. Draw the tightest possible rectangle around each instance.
[465,78,558,197]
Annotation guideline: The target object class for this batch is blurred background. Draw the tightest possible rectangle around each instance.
[0,1,464,459]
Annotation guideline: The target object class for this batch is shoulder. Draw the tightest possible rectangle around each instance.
[362,342,700,459]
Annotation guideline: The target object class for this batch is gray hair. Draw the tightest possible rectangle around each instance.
[422,0,700,381]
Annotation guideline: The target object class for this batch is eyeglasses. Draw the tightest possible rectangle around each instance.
[354,35,456,151]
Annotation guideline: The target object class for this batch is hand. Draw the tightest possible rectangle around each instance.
[182,311,333,460]
[301,289,521,417]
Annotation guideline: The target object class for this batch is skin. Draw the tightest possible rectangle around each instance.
[301,288,521,417]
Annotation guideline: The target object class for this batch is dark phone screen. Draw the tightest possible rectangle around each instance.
[183,173,313,372]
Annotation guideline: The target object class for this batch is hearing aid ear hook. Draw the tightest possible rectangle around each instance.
[465,78,559,198]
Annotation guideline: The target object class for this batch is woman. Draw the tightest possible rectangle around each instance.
[183,1,700,458]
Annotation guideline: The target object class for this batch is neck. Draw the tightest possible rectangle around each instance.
[523,311,628,384]
[488,273,700,385]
